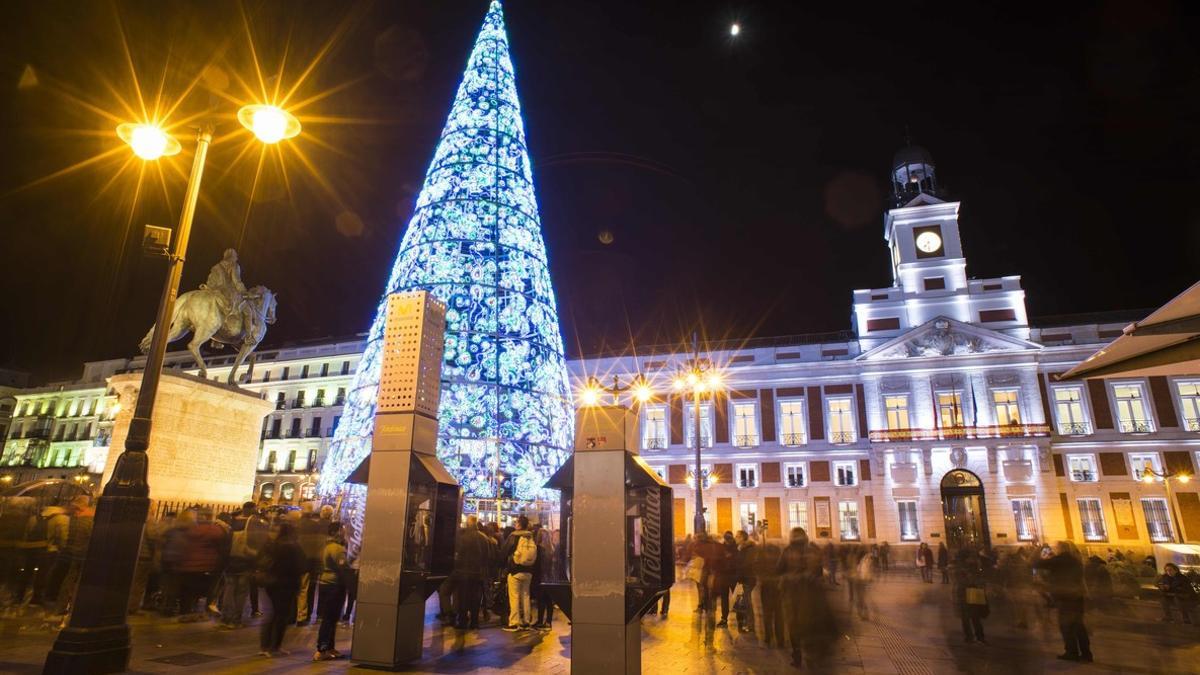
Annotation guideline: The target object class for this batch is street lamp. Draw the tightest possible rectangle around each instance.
[672,332,721,536]
[44,104,300,675]
[1141,467,1191,543]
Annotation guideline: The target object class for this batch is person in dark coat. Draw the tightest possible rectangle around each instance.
[753,540,783,647]
[733,531,757,633]
[778,528,837,670]
[1083,556,1113,611]
[452,515,492,630]
[952,549,988,643]
[937,542,950,584]
[1033,541,1092,663]
[1157,562,1195,624]
[257,522,306,657]
[313,522,348,661]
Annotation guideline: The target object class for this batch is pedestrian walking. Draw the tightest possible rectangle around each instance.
[313,522,349,661]
[296,504,331,626]
[452,515,491,630]
[500,515,537,631]
[1156,563,1195,624]
[853,546,876,620]
[917,542,934,583]
[1033,541,1092,663]
[937,542,950,584]
[952,549,988,643]
[823,541,839,587]
[879,541,890,573]
[778,528,837,670]
[532,525,556,630]
[257,522,306,657]
[752,540,783,647]
[733,531,757,633]
[217,508,260,628]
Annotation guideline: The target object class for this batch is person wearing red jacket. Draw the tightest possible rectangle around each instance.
[176,509,227,622]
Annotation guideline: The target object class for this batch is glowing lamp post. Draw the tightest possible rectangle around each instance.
[1141,468,1190,543]
[45,105,300,675]
[672,332,721,536]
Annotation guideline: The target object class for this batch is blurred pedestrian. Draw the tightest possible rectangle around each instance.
[452,515,491,630]
[295,504,328,626]
[879,541,890,573]
[1156,563,1195,624]
[778,528,837,670]
[1033,541,1092,663]
[1083,556,1113,612]
[852,546,876,620]
[313,522,348,661]
[917,542,934,583]
[45,495,94,619]
[953,548,988,643]
[937,542,950,584]
[257,521,306,657]
[532,524,555,631]
[733,531,756,633]
[218,504,263,628]
[753,539,783,647]
[500,515,536,631]
[823,541,839,587]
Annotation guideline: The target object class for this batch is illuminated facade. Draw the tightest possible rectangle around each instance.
[317,0,573,502]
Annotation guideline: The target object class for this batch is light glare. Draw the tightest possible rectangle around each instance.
[116,123,181,160]
[238,104,302,144]
[730,23,740,37]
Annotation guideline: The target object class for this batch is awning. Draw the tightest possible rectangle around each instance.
[1061,280,1200,380]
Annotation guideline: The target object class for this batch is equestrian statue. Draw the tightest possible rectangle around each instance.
[138,248,277,385]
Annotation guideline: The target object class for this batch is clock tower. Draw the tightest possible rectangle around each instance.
[852,142,1029,348]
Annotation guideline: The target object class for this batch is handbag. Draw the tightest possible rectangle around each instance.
[965,587,987,606]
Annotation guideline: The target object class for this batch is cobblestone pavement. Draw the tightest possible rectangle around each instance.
[1,571,1198,674]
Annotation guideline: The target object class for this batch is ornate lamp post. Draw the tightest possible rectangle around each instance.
[671,333,721,536]
[1140,466,1191,544]
[44,105,300,674]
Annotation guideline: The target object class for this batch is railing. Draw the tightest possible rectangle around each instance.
[829,431,856,444]
[334,397,346,406]
[286,430,302,439]
[1118,420,1153,433]
[275,401,286,411]
[737,479,757,488]
[686,435,712,448]
[734,434,759,448]
[780,433,806,446]
[305,429,322,438]
[291,400,305,409]
[786,478,805,488]
[1186,418,1200,432]
[263,430,281,440]
[312,399,326,408]
[642,437,666,450]
[1071,470,1096,482]
[1057,422,1090,436]
[868,423,1051,443]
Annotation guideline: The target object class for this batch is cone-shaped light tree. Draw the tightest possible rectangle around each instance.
[319,0,573,503]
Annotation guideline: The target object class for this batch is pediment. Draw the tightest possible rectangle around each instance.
[901,192,946,208]
[857,316,1041,361]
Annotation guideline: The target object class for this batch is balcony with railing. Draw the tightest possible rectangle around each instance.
[286,429,302,439]
[290,400,305,409]
[334,396,346,406]
[642,436,667,450]
[829,431,856,444]
[275,401,286,411]
[737,478,758,489]
[734,434,759,448]
[868,423,1051,443]
[305,429,322,438]
[263,429,282,440]
[1056,422,1090,436]
[1117,420,1153,433]
[312,398,326,408]
[685,435,712,448]
[1070,469,1097,482]
[780,432,806,446]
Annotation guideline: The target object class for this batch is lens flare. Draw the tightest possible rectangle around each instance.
[116,123,181,160]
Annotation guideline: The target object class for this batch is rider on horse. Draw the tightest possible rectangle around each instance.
[200,249,255,346]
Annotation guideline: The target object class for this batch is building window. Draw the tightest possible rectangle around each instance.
[1113,383,1153,433]
[321,363,329,377]
[289,418,301,438]
[341,361,351,375]
[937,391,964,428]
[331,416,340,435]
[784,462,806,488]
[992,389,1021,426]
[1141,498,1174,542]
[898,500,919,541]
[642,406,667,449]
[686,404,713,448]
[281,367,290,381]
[307,449,318,471]
[838,500,860,540]
[739,502,757,533]
[260,483,276,500]
[262,369,271,382]
[732,402,758,447]
[314,389,326,406]
[309,417,322,437]
[1129,453,1162,481]
[778,399,806,445]
[788,501,808,531]
[1077,498,1107,541]
[827,398,855,444]
[1053,386,1089,435]
[335,388,346,406]
[737,463,758,488]
[884,395,910,430]
[1067,454,1098,482]
[300,483,316,500]
[294,391,306,408]
[833,460,857,486]
[1012,499,1038,541]
[280,483,296,501]
[301,365,310,378]
[265,450,277,472]
[286,450,299,471]
[1178,381,1200,431]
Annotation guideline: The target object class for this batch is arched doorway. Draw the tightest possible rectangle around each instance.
[940,469,989,549]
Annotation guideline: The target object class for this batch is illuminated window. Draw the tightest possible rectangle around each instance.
[827,398,855,444]
[1178,381,1200,431]
[1067,454,1098,482]
[1012,499,1038,541]
[642,406,667,450]
[732,402,758,447]
[992,389,1021,426]
[686,404,713,448]
[937,391,964,428]
[1113,384,1153,433]
[1077,498,1106,541]
[1142,498,1173,542]
[287,450,299,471]
[885,395,910,430]
[784,462,806,488]
[1053,386,1089,435]
[834,460,857,486]
[838,500,860,540]
[788,501,808,531]
[898,500,919,541]
[739,502,758,533]
[1129,453,1161,481]
[737,463,758,488]
[778,399,806,445]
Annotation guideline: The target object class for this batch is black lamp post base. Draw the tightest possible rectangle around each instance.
[43,624,132,675]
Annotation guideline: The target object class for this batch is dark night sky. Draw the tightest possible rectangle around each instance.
[0,1,1197,382]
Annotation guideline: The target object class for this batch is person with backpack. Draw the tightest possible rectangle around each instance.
[500,515,537,631]
[218,504,261,628]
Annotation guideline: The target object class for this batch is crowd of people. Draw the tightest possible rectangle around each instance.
[3,493,1198,668]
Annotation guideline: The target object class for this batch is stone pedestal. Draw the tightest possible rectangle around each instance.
[100,372,272,505]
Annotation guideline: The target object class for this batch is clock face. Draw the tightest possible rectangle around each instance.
[915,231,942,253]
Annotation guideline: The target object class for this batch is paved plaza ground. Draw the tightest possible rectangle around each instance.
[1,570,1197,674]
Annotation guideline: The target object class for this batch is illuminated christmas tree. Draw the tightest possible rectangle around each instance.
[319,0,573,503]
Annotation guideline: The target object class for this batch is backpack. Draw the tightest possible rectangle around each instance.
[513,534,537,567]
[230,529,251,559]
